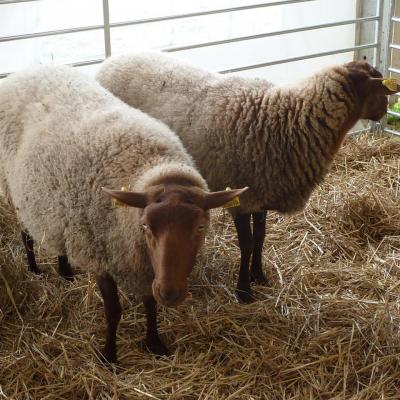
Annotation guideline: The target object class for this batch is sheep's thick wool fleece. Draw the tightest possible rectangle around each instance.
[0,66,206,295]
[97,52,356,214]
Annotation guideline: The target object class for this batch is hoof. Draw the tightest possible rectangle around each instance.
[236,286,255,303]
[99,347,117,364]
[62,274,74,282]
[100,352,117,365]
[58,256,74,281]
[140,337,170,357]
[31,268,44,276]
[250,270,268,285]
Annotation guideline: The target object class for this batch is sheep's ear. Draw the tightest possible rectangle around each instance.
[203,187,249,210]
[369,78,400,95]
[102,187,148,208]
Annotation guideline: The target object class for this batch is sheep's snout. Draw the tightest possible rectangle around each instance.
[152,281,188,307]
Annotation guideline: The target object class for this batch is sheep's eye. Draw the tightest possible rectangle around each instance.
[142,224,149,230]
[198,224,205,232]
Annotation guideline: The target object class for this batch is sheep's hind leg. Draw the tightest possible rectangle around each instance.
[234,213,254,303]
[97,272,122,364]
[58,255,74,281]
[141,295,169,356]
[250,212,268,285]
[21,230,40,274]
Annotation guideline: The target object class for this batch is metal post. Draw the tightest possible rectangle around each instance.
[355,0,377,65]
[377,0,394,75]
[378,0,395,132]
[374,0,384,68]
[102,0,111,58]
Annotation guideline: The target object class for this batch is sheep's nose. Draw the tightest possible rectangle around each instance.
[159,288,181,305]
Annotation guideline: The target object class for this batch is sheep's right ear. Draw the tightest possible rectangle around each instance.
[102,187,148,208]
[203,187,249,210]
[369,78,400,95]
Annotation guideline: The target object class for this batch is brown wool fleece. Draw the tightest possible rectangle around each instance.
[97,52,366,216]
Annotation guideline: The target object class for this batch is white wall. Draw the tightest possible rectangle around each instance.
[0,2,40,73]
[0,0,362,85]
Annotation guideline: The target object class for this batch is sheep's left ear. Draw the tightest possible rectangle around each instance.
[203,187,249,210]
[102,187,148,208]
[369,78,400,95]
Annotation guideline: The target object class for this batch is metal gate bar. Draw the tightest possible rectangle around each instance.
[165,16,380,53]
[0,0,383,80]
[381,0,400,135]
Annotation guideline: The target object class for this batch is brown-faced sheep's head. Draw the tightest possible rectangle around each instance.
[345,61,399,121]
[103,184,248,307]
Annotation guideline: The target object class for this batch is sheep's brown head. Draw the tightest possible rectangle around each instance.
[344,61,399,121]
[102,184,248,307]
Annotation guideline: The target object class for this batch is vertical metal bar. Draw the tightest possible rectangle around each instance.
[102,0,112,58]
[377,0,395,131]
[373,0,384,67]
[356,0,375,64]
[378,0,394,76]
[370,0,384,133]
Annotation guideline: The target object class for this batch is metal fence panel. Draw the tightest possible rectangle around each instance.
[0,0,392,138]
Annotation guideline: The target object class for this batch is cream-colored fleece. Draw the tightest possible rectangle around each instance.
[0,65,207,296]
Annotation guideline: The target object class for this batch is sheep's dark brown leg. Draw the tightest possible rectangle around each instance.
[97,272,122,364]
[234,213,254,303]
[141,295,169,356]
[21,230,40,274]
[58,255,74,281]
[250,212,268,285]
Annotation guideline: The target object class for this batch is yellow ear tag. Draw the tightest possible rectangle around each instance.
[382,78,398,92]
[223,187,241,209]
[112,186,128,208]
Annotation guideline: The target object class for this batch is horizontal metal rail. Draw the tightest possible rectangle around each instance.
[0,0,383,88]
[0,0,40,4]
[165,16,379,53]
[390,43,400,50]
[219,43,378,74]
[0,43,380,80]
[384,127,400,137]
[389,67,400,74]
[0,0,316,18]
[110,0,316,29]
[69,59,105,68]
[0,1,318,44]
[387,110,400,118]
[392,16,400,23]
[2,14,376,47]
[0,16,373,47]
[0,25,104,43]
[0,58,105,79]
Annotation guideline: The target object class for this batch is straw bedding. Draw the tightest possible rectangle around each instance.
[1,134,400,399]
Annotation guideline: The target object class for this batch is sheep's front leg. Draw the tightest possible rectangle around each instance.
[57,255,74,281]
[21,230,40,274]
[234,213,254,303]
[97,272,122,363]
[142,295,169,356]
[250,212,268,284]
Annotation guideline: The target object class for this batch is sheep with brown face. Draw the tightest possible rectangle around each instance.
[0,65,247,362]
[97,53,399,303]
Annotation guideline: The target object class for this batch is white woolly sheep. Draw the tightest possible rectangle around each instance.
[97,52,399,302]
[0,65,247,362]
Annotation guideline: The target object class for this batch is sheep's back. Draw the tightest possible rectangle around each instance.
[97,53,276,199]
